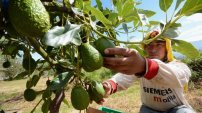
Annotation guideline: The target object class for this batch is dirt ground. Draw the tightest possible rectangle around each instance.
[186,83,202,113]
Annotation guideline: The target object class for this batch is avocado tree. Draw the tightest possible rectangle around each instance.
[0,0,201,112]
[185,53,202,83]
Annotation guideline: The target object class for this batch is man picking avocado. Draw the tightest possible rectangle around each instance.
[100,30,196,113]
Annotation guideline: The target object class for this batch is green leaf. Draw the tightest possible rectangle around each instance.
[162,23,181,38]
[96,0,103,11]
[22,55,37,73]
[176,0,202,16]
[26,75,40,89]
[58,58,76,70]
[132,8,147,26]
[121,0,135,18]
[44,22,82,47]
[133,8,140,20]
[133,17,139,27]
[163,28,180,38]
[159,0,173,12]
[172,39,200,59]
[121,6,139,23]
[74,0,83,9]
[116,0,123,15]
[196,9,202,13]
[42,89,52,99]
[49,72,73,91]
[41,99,51,113]
[83,1,91,13]
[87,6,112,27]
[26,79,32,89]
[122,23,128,34]
[175,0,185,10]
[14,71,29,80]
[102,8,111,17]
[124,15,137,23]
[108,13,119,26]
[63,98,71,107]
[170,23,182,28]
[149,21,161,25]
[111,0,117,6]
[31,75,40,87]
[138,9,156,18]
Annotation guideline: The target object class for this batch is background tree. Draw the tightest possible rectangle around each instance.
[185,53,202,84]
[0,54,24,80]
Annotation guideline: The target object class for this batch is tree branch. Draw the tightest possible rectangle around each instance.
[26,37,57,66]
[50,90,65,113]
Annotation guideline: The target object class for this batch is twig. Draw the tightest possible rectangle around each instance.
[26,37,57,66]
[50,90,65,113]
[31,99,43,113]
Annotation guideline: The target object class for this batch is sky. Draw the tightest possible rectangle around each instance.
[92,0,202,42]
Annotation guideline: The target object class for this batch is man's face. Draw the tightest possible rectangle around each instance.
[144,40,167,61]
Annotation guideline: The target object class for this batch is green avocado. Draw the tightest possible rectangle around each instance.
[71,85,90,110]
[94,38,116,57]
[24,88,37,101]
[88,80,105,102]
[8,0,51,38]
[3,60,11,68]
[79,43,103,72]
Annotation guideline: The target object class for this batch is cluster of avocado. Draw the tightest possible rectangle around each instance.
[71,38,116,110]
[79,38,116,72]
[71,80,105,110]
[23,77,106,111]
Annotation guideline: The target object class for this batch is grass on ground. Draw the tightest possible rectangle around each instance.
[0,77,202,113]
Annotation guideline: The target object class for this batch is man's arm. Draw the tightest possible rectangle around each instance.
[103,47,191,88]
[103,47,146,75]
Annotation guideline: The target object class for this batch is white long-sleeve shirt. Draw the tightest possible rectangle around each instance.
[109,59,192,111]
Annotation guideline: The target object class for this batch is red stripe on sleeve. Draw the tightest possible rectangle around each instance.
[108,80,117,93]
[144,59,159,80]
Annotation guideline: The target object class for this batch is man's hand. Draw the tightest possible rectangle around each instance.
[103,48,146,75]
